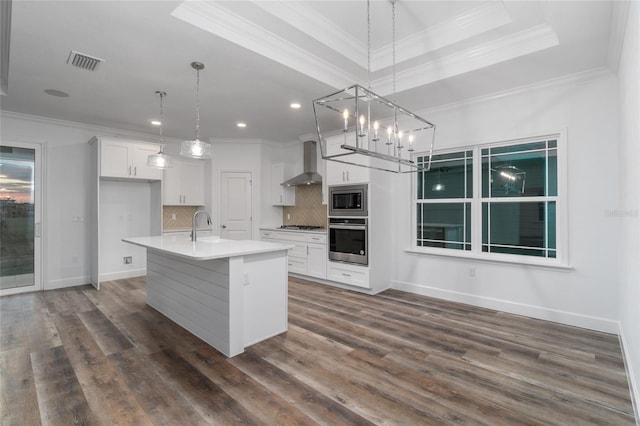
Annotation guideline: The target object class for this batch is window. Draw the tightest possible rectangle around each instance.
[416,151,472,250]
[414,135,564,265]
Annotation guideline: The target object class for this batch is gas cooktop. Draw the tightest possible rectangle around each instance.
[279,225,325,230]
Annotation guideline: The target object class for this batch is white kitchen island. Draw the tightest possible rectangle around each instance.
[122,235,293,357]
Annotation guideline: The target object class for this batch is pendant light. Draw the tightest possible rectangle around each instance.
[312,0,436,173]
[180,61,212,159]
[147,91,173,169]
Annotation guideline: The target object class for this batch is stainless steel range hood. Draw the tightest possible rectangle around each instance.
[282,141,322,186]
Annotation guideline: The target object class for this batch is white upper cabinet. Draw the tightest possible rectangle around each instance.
[271,163,295,206]
[98,138,162,180]
[324,133,369,186]
[163,159,205,206]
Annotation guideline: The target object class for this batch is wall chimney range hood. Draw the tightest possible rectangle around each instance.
[282,141,322,186]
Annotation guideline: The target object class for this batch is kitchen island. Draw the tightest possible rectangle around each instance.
[122,235,293,357]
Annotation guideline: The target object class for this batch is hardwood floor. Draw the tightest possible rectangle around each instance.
[1,276,635,425]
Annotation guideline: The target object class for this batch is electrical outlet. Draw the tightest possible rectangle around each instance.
[287,213,291,220]
[171,213,176,220]
[468,267,476,277]
[123,256,132,264]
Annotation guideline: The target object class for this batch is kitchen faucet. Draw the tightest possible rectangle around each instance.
[191,210,212,241]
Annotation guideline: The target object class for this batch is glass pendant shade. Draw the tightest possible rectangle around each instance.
[147,146,173,168]
[147,90,173,169]
[180,139,212,159]
[181,61,212,160]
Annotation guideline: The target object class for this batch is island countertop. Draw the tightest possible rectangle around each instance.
[122,235,294,261]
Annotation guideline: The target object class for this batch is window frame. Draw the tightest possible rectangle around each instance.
[411,131,569,268]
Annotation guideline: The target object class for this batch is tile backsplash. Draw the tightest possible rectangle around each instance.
[163,206,200,231]
[283,185,327,227]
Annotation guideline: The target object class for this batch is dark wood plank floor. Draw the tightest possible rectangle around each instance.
[1,276,635,425]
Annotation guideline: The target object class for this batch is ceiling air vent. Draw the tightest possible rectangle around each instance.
[66,50,104,71]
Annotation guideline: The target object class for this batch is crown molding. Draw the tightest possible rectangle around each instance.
[210,137,288,149]
[607,0,631,73]
[171,0,358,90]
[372,24,559,96]
[373,2,512,71]
[0,110,177,143]
[253,1,368,68]
[418,67,613,116]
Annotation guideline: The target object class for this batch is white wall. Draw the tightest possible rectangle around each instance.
[391,72,621,333]
[0,112,164,289]
[99,180,151,281]
[617,0,640,417]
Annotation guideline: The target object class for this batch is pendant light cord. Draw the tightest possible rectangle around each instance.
[367,0,371,89]
[195,67,200,141]
[392,0,396,103]
[159,92,164,145]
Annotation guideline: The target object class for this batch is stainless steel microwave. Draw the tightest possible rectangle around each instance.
[328,184,368,217]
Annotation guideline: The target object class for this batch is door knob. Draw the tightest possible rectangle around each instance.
[221,224,227,229]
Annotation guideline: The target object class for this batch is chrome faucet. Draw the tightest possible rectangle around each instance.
[191,210,212,241]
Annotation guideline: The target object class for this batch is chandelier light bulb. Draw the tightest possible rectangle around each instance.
[342,109,349,132]
[373,121,379,141]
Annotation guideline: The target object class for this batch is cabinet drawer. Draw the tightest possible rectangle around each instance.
[275,232,307,242]
[288,243,307,258]
[307,234,327,244]
[260,230,276,240]
[327,263,370,289]
[287,257,307,275]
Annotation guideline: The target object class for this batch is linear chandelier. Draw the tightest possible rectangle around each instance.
[313,0,436,173]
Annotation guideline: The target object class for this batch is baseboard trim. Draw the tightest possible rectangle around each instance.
[392,280,619,334]
[46,276,90,290]
[99,269,146,283]
[619,323,640,423]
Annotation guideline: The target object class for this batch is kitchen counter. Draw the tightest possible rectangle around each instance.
[123,234,293,261]
[260,227,326,234]
[122,234,293,357]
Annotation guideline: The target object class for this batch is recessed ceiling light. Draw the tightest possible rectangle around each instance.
[151,120,161,126]
[237,122,247,128]
[290,103,301,109]
[44,89,69,98]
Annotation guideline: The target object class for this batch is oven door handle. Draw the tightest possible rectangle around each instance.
[330,225,366,230]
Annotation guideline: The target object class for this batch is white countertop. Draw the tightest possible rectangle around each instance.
[123,235,294,261]
[260,227,327,235]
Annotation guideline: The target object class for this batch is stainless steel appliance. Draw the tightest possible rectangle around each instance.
[328,217,368,265]
[328,184,368,217]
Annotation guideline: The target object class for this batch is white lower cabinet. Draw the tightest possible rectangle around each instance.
[260,229,326,279]
[327,261,370,289]
[306,233,327,279]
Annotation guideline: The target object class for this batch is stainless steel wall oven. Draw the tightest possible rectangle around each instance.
[328,184,368,217]
[328,217,368,266]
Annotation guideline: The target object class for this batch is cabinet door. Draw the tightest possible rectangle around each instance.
[131,144,163,180]
[181,161,205,206]
[163,162,182,205]
[324,134,369,185]
[307,242,327,279]
[100,140,131,178]
[345,164,369,184]
[271,163,295,206]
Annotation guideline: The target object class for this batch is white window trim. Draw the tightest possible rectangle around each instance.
[411,130,569,268]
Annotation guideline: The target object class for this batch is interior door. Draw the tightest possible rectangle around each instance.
[219,172,252,240]
[0,142,43,295]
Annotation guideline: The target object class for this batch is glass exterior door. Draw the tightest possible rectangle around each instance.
[0,143,42,294]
